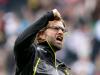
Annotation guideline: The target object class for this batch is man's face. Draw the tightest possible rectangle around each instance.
[42,20,65,51]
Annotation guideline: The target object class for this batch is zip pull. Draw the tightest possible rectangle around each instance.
[64,69,70,75]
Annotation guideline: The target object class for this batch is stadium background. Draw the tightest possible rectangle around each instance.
[0,0,100,75]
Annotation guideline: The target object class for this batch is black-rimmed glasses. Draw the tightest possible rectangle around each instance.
[46,26,66,33]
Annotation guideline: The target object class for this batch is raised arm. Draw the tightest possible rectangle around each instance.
[14,12,54,50]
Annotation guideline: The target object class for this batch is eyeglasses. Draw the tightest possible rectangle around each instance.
[46,26,66,33]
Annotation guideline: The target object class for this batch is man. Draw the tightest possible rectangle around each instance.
[14,9,71,75]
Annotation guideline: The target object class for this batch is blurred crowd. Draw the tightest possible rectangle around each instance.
[0,0,100,75]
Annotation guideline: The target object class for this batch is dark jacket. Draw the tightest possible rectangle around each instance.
[14,11,71,75]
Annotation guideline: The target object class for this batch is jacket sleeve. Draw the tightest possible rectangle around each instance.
[14,11,54,50]
[14,11,54,68]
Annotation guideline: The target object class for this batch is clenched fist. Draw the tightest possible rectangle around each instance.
[52,9,62,20]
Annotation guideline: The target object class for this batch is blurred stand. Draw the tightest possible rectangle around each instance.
[0,0,100,75]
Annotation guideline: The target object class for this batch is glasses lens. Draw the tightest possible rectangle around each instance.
[47,26,66,32]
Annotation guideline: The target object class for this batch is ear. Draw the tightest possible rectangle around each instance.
[37,31,46,43]
[39,32,46,39]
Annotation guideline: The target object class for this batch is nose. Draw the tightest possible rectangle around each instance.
[57,29,64,34]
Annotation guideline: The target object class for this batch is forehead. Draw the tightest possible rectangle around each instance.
[48,20,65,28]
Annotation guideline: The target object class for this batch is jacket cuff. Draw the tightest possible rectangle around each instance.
[46,11,54,21]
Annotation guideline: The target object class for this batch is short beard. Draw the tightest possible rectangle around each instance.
[50,43,62,52]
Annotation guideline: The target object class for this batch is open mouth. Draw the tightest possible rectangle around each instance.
[56,36,63,42]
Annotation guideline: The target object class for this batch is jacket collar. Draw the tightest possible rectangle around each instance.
[37,41,56,66]
[37,42,70,70]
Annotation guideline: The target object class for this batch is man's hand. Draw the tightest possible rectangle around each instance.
[52,9,62,20]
